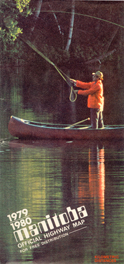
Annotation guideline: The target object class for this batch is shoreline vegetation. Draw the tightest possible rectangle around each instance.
[0,1,123,67]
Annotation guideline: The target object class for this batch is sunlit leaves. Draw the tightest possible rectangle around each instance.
[0,0,31,61]
[15,0,32,15]
[3,16,22,43]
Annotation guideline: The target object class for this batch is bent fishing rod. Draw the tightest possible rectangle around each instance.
[20,37,77,102]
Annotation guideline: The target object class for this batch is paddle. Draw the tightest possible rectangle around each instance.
[65,118,90,129]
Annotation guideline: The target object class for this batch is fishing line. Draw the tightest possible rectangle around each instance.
[40,10,124,29]
[53,65,77,102]
[20,38,77,102]
[69,86,77,102]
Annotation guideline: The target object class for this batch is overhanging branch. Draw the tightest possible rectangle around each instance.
[85,49,116,64]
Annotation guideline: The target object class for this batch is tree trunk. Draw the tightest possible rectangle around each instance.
[48,3,64,37]
[31,0,43,32]
[65,0,75,52]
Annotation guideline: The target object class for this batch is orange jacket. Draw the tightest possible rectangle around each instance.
[76,80,104,110]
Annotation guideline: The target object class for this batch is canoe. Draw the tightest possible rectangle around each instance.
[8,116,124,140]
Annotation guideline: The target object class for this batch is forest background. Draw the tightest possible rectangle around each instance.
[0,0,124,124]
[1,0,124,64]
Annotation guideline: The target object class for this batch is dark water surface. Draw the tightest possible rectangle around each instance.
[0,139,124,264]
[0,67,124,263]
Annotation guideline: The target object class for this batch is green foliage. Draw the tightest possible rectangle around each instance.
[0,0,31,62]
[15,0,31,14]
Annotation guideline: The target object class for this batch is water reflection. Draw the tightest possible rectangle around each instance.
[89,143,105,224]
[0,139,122,263]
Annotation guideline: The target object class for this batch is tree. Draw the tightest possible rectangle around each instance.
[65,0,75,51]
[0,0,31,61]
[30,0,43,33]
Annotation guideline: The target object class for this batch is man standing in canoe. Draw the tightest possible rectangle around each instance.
[71,71,104,129]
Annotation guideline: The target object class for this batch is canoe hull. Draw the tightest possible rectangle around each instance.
[8,116,124,140]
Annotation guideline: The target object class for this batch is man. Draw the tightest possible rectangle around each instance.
[71,71,104,129]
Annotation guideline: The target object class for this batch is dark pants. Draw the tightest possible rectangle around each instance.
[90,108,104,129]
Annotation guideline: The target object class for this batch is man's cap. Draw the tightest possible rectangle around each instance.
[92,71,103,80]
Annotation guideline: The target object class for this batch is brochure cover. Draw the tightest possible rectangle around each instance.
[0,1,124,264]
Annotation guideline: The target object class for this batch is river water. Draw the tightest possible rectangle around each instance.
[0,66,124,264]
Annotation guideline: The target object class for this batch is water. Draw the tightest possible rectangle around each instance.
[0,66,124,263]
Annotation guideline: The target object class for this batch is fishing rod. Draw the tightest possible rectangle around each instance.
[20,37,77,102]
